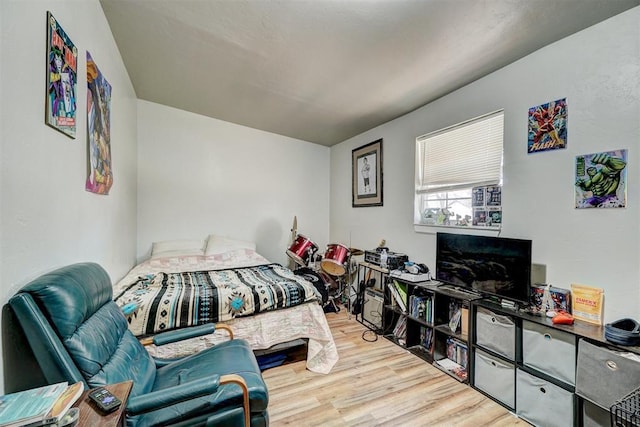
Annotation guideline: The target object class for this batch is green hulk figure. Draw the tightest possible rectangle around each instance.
[576,153,626,206]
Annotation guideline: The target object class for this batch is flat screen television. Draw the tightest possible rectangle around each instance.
[436,232,532,304]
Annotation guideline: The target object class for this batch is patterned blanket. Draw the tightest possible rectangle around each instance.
[114,263,320,337]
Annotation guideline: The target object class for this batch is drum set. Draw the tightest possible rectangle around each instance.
[286,234,362,312]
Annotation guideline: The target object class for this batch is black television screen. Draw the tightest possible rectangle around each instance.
[436,232,532,303]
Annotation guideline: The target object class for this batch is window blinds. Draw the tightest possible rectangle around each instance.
[416,110,504,194]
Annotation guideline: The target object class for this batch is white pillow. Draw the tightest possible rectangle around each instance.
[205,234,256,256]
[150,239,205,259]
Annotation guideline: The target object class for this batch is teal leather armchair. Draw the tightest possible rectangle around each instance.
[8,262,269,426]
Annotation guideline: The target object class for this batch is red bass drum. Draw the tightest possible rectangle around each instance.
[321,243,350,276]
[286,234,318,266]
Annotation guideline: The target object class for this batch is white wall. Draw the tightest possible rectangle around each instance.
[330,7,640,323]
[0,0,138,393]
[137,101,330,265]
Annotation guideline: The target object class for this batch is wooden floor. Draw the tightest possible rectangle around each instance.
[262,309,529,426]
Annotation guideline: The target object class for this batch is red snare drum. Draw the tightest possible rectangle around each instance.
[321,243,351,276]
[286,234,318,266]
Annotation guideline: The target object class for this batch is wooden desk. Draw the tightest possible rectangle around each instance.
[74,381,133,427]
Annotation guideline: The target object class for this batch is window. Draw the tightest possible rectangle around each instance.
[415,110,504,228]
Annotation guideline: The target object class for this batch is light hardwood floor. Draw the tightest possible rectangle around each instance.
[262,309,529,426]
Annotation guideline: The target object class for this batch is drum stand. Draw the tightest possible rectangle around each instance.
[324,260,358,314]
[326,275,345,313]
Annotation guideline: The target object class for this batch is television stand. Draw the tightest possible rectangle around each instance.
[437,284,481,300]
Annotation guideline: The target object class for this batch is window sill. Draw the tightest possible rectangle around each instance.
[413,223,501,236]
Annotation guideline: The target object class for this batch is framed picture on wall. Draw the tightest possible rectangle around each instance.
[352,139,383,207]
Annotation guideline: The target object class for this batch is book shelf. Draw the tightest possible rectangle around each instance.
[383,279,479,382]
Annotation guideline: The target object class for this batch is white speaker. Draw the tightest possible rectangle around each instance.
[362,289,383,330]
[531,263,547,285]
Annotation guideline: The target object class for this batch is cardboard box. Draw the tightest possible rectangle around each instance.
[571,284,604,325]
[461,307,469,337]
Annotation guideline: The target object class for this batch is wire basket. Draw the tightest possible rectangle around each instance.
[611,387,640,427]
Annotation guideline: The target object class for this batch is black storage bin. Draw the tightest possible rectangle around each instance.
[576,339,640,410]
[611,387,640,427]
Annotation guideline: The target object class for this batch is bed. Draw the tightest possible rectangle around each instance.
[113,235,338,374]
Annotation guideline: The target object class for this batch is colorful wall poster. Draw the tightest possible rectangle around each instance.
[527,98,567,153]
[45,11,78,138]
[86,51,113,195]
[575,149,627,208]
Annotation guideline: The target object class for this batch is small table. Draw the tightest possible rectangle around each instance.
[74,381,133,427]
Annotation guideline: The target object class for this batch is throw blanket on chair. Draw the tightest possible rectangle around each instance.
[115,263,319,337]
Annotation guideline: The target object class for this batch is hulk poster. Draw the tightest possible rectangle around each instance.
[575,149,627,208]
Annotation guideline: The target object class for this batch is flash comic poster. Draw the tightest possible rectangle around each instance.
[527,98,567,153]
[86,52,113,195]
[575,149,627,209]
[45,12,77,138]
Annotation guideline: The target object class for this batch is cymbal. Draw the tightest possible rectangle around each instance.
[349,248,364,256]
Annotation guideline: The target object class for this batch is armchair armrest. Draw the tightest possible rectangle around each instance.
[126,374,250,426]
[139,323,234,346]
[126,376,219,414]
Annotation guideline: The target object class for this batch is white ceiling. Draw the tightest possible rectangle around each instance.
[99,0,639,147]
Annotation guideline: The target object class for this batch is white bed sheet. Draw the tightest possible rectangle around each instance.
[114,249,338,374]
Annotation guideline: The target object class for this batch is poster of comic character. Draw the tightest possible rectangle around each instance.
[45,12,77,138]
[472,187,485,207]
[527,98,567,153]
[473,210,487,226]
[486,185,502,206]
[575,149,627,209]
[486,209,502,227]
[86,52,113,195]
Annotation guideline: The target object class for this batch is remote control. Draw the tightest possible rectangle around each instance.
[88,387,122,413]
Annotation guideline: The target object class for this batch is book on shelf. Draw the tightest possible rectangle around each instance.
[448,301,463,333]
[0,382,71,427]
[394,281,408,307]
[448,308,461,333]
[409,294,434,323]
[435,358,467,381]
[408,295,420,318]
[388,281,407,312]
[393,316,407,345]
[393,316,407,336]
[419,326,433,352]
[446,337,468,369]
[389,280,407,313]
